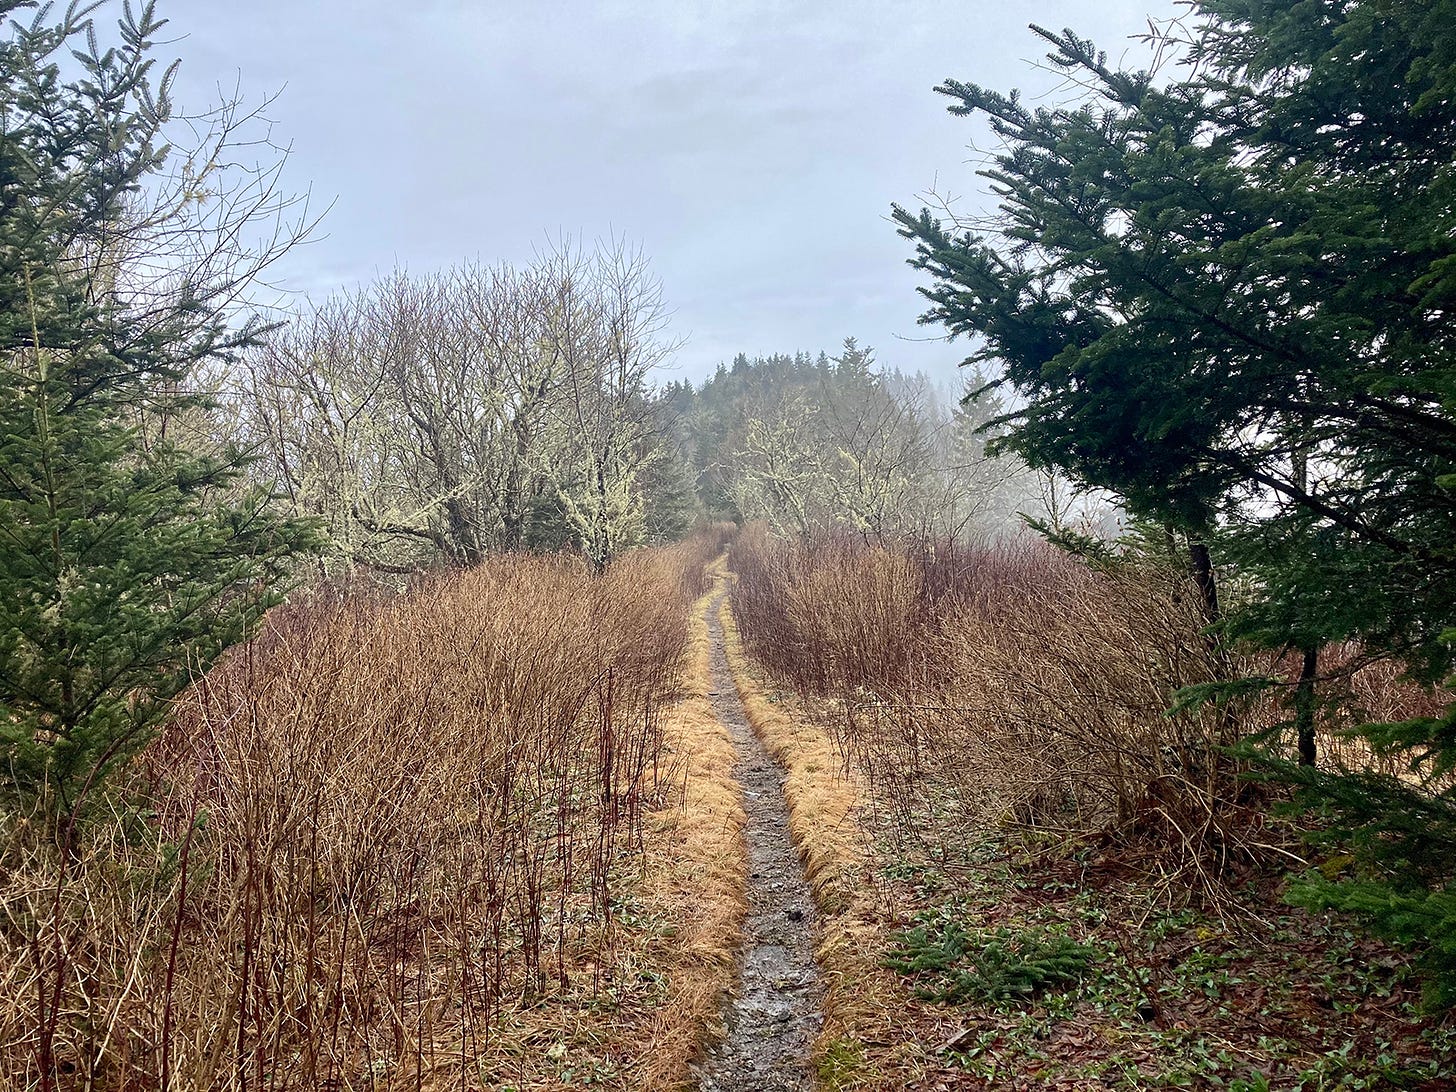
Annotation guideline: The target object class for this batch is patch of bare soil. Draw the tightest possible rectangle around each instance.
[696,588,824,1092]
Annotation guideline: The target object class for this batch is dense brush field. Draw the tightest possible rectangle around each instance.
[724,528,1456,1088]
[1,531,731,1091]
[730,526,1443,855]
[5,522,1455,1091]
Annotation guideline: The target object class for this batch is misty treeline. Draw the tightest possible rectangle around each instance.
[663,340,1043,541]
[226,262,1042,576]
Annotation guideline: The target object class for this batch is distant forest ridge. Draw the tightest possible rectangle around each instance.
[231,258,1049,575]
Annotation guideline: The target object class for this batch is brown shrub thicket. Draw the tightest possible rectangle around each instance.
[730,525,1451,880]
[729,527,1268,869]
[0,529,729,1091]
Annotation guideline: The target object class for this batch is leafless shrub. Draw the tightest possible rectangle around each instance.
[728,527,1280,890]
[0,535,722,1091]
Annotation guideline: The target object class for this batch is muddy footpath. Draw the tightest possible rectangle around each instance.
[694,588,824,1092]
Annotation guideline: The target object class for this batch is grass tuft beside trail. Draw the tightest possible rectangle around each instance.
[718,589,915,1090]
[1,531,750,1092]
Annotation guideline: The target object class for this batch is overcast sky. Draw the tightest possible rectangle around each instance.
[162,0,1176,384]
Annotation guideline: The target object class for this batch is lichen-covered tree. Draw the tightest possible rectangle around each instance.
[710,343,1035,542]
[553,242,676,572]
[241,242,676,573]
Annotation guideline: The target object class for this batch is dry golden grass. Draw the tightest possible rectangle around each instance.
[0,530,746,1092]
[729,526,1454,859]
[717,588,914,1091]
[728,526,1289,897]
[630,558,747,1090]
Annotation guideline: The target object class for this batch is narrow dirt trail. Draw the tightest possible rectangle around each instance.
[696,584,823,1092]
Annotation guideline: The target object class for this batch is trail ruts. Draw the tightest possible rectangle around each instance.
[697,584,823,1092]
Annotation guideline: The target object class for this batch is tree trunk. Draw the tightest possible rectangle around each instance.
[1295,644,1319,766]
[1291,430,1319,766]
[442,495,482,566]
[1187,538,1240,749]
[1187,541,1219,624]
[502,413,533,551]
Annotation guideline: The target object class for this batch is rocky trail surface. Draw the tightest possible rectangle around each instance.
[695,587,823,1092]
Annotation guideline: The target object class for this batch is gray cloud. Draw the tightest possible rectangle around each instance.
[163,0,1176,381]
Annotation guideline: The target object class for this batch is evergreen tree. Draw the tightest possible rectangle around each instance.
[0,1,314,825]
[894,0,1456,1005]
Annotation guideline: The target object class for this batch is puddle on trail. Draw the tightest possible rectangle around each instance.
[696,589,823,1092]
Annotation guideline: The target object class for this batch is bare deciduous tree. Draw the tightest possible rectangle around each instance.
[237,240,677,572]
